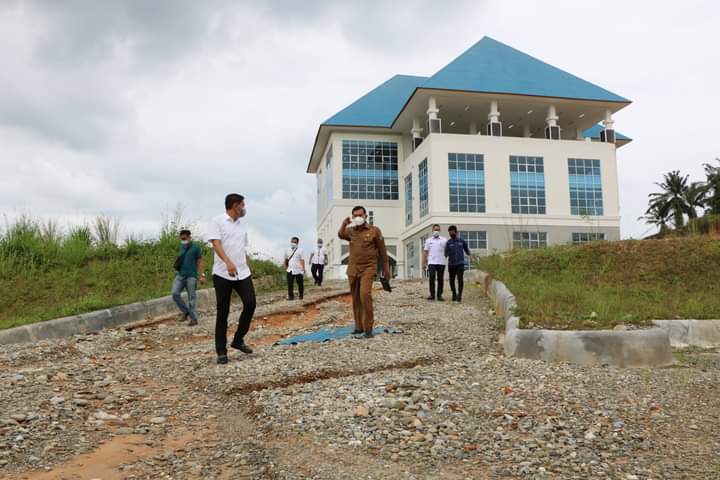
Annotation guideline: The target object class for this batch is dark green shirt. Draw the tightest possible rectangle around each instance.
[178,243,202,278]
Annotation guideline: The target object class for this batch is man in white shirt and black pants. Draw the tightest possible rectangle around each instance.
[284,236,305,300]
[423,224,448,301]
[309,238,327,286]
[207,193,256,365]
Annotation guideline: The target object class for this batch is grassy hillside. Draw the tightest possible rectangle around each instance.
[0,216,285,330]
[477,236,720,329]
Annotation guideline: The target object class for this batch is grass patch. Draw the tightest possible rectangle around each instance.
[477,236,720,330]
[0,214,285,330]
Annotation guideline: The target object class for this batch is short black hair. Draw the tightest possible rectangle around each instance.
[448,225,458,232]
[179,229,191,236]
[432,223,441,229]
[291,236,299,242]
[351,206,367,215]
[225,193,245,210]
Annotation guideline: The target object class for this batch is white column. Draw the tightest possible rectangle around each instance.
[602,109,614,131]
[411,118,424,138]
[546,104,558,127]
[427,96,439,120]
[488,101,500,124]
[575,127,584,140]
[469,122,478,135]
[523,125,532,137]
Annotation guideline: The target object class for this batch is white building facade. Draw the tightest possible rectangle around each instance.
[308,37,631,279]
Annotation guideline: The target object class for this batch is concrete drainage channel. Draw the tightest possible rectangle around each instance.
[467,270,720,368]
[0,288,352,346]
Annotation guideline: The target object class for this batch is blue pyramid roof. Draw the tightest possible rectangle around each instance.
[324,74,427,127]
[422,37,629,103]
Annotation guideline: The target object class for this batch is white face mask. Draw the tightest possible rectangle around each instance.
[180,239,190,245]
[352,216,366,227]
[317,243,323,248]
[291,242,298,249]
[432,231,440,238]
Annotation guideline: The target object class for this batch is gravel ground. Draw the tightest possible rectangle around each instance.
[1,280,719,479]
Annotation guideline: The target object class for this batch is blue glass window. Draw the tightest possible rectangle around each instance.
[404,173,413,226]
[510,156,546,214]
[342,140,398,200]
[513,231,547,249]
[449,153,485,213]
[458,230,488,269]
[568,158,603,216]
[419,159,429,218]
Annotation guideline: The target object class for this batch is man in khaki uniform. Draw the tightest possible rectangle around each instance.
[338,206,391,338]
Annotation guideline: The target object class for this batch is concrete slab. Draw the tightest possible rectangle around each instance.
[652,319,720,348]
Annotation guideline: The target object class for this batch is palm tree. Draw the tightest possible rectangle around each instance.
[647,170,697,228]
[702,158,720,214]
[639,201,672,233]
[684,182,708,218]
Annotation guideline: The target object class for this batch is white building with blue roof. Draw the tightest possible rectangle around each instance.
[307,37,631,279]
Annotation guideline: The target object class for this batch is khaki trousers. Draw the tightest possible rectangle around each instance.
[348,271,375,333]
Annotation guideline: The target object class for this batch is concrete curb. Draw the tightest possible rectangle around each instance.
[467,270,674,368]
[652,319,720,348]
[0,289,216,346]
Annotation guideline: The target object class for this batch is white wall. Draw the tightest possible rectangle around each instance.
[401,133,620,239]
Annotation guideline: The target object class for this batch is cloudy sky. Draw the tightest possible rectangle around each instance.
[1,0,718,259]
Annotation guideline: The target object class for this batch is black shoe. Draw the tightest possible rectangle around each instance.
[231,341,253,354]
[287,296,294,301]
[457,297,462,303]
[427,296,435,301]
[364,331,374,338]
[187,319,198,326]
[217,355,228,365]
[452,294,458,301]
[299,295,304,300]
[437,296,445,302]
[352,329,363,335]
[178,313,189,322]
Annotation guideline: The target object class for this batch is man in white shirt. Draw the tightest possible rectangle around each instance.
[206,193,256,365]
[308,238,327,286]
[284,236,305,300]
[423,224,447,301]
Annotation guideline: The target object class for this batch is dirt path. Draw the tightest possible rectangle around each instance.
[1,280,719,479]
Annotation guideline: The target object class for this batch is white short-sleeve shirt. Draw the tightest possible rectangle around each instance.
[424,236,448,266]
[310,246,327,265]
[285,247,304,275]
[207,213,251,281]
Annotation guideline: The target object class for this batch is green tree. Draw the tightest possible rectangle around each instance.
[647,170,698,228]
[639,201,672,233]
[702,158,720,214]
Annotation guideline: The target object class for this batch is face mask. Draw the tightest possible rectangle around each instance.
[180,239,190,245]
[317,243,323,248]
[352,216,365,227]
[291,242,298,249]
[432,231,440,238]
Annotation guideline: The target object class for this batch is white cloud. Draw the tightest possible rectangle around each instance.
[0,0,718,255]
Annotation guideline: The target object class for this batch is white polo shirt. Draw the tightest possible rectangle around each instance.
[285,247,304,275]
[424,236,448,266]
[206,213,252,281]
[310,246,327,265]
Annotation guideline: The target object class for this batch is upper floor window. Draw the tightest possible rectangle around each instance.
[510,156,546,214]
[568,158,603,216]
[449,153,486,213]
[513,231,547,249]
[572,232,606,244]
[342,140,398,200]
[404,173,413,226]
[419,159,429,218]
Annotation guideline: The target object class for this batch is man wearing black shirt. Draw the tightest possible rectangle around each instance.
[444,225,471,302]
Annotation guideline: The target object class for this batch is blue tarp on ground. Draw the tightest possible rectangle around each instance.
[277,326,397,345]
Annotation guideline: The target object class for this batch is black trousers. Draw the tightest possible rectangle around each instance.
[310,264,325,285]
[428,264,445,299]
[448,265,465,299]
[213,275,256,355]
[287,272,304,299]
